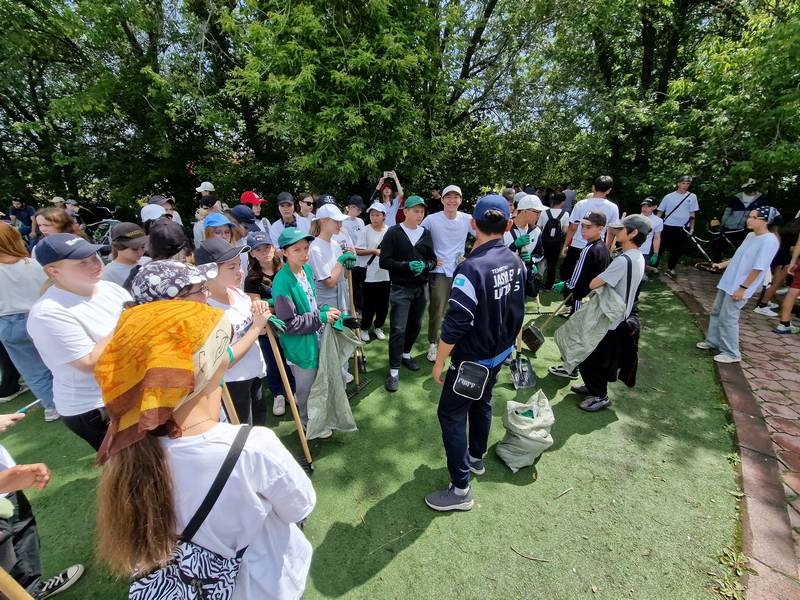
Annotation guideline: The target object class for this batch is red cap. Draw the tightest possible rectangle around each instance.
[240,191,265,205]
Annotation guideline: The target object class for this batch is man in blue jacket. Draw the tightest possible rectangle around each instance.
[426,194,526,512]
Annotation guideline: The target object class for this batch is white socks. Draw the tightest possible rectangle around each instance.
[402,352,411,359]
[389,368,399,377]
[453,485,470,496]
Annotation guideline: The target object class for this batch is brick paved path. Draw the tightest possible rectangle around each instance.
[665,266,800,598]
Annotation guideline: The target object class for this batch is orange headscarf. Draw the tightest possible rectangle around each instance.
[95,300,231,463]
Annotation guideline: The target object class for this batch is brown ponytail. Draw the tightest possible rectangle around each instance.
[96,434,177,575]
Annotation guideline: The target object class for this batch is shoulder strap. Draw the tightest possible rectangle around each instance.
[546,209,554,220]
[663,192,692,223]
[622,254,633,314]
[181,425,252,542]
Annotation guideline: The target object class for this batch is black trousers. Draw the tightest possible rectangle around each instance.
[388,284,427,368]
[710,228,749,262]
[0,491,42,592]
[559,246,582,283]
[350,267,367,311]
[62,408,109,451]
[578,326,625,398]
[659,225,688,270]
[437,362,500,489]
[0,342,21,398]
[361,280,391,331]
[542,243,562,289]
[226,377,265,426]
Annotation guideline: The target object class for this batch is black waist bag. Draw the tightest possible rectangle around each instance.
[452,361,491,401]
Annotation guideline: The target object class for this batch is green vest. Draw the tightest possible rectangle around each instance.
[272,263,320,369]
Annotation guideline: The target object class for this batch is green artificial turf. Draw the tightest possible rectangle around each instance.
[1,280,739,599]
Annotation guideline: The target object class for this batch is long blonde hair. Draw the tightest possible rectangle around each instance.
[96,433,177,575]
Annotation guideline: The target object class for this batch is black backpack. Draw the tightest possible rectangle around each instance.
[541,209,565,248]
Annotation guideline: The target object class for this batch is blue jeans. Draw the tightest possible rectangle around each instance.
[258,336,296,398]
[705,289,745,359]
[0,314,55,410]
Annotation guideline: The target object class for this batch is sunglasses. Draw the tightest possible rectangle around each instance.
[300,200,313,206]
[178,283,209,298]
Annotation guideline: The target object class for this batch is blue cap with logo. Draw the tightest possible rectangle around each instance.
[34,233,105,267]
[203,213,234,229]
[473,194,510,221]
[246,231,273,249]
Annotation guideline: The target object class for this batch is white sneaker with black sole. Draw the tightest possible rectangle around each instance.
[374,328,386,341]
[35,564,84,599]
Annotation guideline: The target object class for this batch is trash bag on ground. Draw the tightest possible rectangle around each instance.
[496,389,554,473]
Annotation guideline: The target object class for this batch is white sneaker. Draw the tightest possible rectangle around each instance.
[272,395,286,416]
[776,287,789,296]
[753,306,778,317]
[374,328,386,340]
[696,341,716,350]
[767,301,779,310]
[344,372,354,384]
[427,344,437,363]
[44,408,60,422]
[0,384,28,404]
[714,354,740,364]
[360,331,371,342]
[318,428,333,439]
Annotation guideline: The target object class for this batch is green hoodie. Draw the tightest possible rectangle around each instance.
[272,263,326,369]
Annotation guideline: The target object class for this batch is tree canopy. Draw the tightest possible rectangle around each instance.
[1,0,797,219]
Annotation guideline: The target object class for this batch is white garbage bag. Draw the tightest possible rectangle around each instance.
[496,389,554,473]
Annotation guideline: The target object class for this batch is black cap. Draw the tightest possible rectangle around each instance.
[346,195,365,209]
[110,222,147,248]
[315,194,336,209]
[230,204,257,229]
[148,218,188,258]
[195,238,250,265]
[276,191,294,205]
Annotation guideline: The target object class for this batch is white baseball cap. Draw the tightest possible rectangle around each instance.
[367,202,388,214]
[441,184,462,198]
[141,203,166,223]
[195,181,215,193]
[313,203,348,222]
[516,194,545,212]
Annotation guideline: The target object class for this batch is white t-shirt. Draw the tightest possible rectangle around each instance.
[400,223,424,247]
[26,281,131,416]
[101,261,141,288]
[355,225,390,283]
[538,208,570,234]
[599,249,645,329]
[503,224,541,256]
[208,288,267,382]
[160,424,315,600]
[383,196,401,227]
[0,259,47,317]
[341,217,365,247]
[569,197,620,249]
[658,191,699,227]
[308,238,346,309]
[641,214,664,255]
[422,211,473,277]
[717,232,780,300]
[270,217,310,248]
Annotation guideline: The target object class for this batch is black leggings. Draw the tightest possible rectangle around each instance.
[659,225,688,270]
[542,243,562,289]
[226,377,265,425]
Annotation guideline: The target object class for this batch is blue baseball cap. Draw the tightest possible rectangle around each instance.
[473,194,510,221]
[246,231,273,249]
[203,213,234,229]
[34,233,105,267]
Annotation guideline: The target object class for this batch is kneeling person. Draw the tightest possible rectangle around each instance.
[426,195,526,512]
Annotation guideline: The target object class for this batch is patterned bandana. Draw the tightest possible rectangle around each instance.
[95,301,231,463]
[131,260,218,304]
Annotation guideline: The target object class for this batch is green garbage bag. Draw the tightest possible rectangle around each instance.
[496,389,554,473]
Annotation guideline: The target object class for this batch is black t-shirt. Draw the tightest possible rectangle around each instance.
[244,272,275,300]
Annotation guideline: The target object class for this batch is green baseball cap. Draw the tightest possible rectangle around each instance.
[278,227,314,249]
[404,195,426,209]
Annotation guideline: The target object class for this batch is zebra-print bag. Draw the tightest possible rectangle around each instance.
[129,426,252,600]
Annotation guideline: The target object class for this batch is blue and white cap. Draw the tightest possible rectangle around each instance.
[34,233,105,267]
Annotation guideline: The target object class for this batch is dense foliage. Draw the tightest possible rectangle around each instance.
[1,0,797,220]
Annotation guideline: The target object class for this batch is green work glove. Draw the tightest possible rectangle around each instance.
[337,252,357,266]
[268,315,286,333]
[513,234,531,249]
[409,260,425,275]
[649,253,658,267]
[521,251,532,264]
[530,262,538,275]
[552,281,566,294]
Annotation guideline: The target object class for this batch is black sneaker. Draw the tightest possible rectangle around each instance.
[35,565,84,599]
[548,365,578,380]
[570,384,590,395]
[401,357,420,371]
[384,374,399,392]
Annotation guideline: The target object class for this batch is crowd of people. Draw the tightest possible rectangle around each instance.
[0,172,796,598]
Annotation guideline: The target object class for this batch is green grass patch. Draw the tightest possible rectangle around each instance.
[2,280,738,599]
